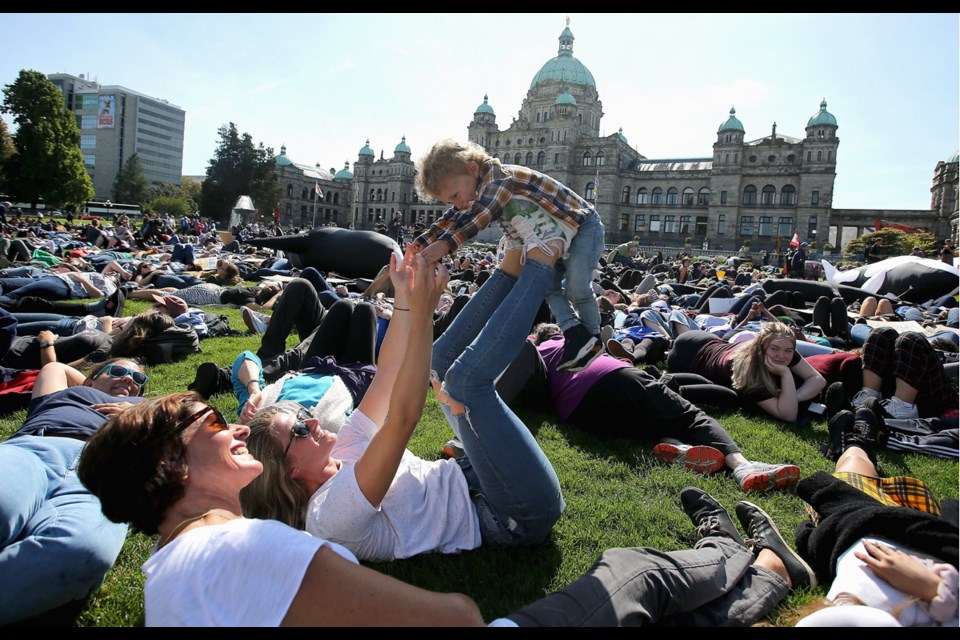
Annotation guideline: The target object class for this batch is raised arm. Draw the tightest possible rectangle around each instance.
[353,253,448,507]
[32,361,87,399]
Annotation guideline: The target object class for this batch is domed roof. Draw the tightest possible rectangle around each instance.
[948,150,959,164]
[718,107,744,132]
[275,144,293,166]
[555,85,577,105]
[617,127,629,144]
[530,21,596,90]
[807,99,837,127]
[334,160,353,180]
[358,139,375,157]
[475,94,495,114]
[394,135,411,154]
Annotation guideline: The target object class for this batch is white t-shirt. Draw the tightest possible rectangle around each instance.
[305,409,481,561]
[827,537,959,627]
[142,517,356,627]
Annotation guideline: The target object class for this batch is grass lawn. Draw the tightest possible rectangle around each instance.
[1,296,957,627]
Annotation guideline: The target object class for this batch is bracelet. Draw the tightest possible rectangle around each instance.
[39,341,56,349]
[393,307,410,312]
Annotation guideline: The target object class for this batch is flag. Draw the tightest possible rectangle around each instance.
[789,231,800,247]
[594,167,600,202]
[314,182,323,199]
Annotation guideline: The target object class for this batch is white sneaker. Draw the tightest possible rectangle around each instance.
[882,396,919,419]
[850,387,882,408]
[73,314,100,334]
[504,196,577,260]
[241,306,269,334]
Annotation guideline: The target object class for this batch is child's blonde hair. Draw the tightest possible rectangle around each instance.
[731,321,797,398]
[415,139,492,201]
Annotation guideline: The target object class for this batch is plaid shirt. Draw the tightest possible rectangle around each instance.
[411,159,594,254]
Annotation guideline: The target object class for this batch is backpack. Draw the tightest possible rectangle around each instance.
[202,312,243,338]
[140,324,201,364]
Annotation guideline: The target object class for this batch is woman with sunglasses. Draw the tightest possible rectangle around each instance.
[0,357,148,624]
[238,251,563,562]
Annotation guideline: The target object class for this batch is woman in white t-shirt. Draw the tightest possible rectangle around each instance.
[241,251,565,561]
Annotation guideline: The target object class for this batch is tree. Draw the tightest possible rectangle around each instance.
[200,122,281,222]
[146,195,193,218]
[0,117,14,188]
[145,180,200,216]
[843,228,939,262]
[113,153,148,205]
[1,69,94,209]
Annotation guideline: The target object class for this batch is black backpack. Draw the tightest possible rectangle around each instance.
[201,312,243,338]
[140,324,201,365]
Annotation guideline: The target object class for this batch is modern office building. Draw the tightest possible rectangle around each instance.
[48,73,185,201]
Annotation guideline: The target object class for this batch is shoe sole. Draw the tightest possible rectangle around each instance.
[605,339,635,364]
[736,501,817,589]
[654,444,725,474]
[739,465,800,492]
[440,444,464,460]
[559,339,602,372]
[241,308,265,334]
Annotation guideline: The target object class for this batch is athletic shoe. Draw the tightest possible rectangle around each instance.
[679,486,744,546]
[822,410,854,462]
[732,461,800,492]
[188,362,231,400]
[881,396,919,419]
[440,438,465,460]
[735,501,817,590]
[605,338,636,364]
[104,287,125,317]
[505,197,577,260]
[557,324,602,372]
[74,314,100,334]
[653,443,725,474]
[850,387,882,409]
[241,306,269,334]
[824,381,849,421]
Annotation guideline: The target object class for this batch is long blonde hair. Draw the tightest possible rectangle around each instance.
[415,139,491,202]
[731,322,797,398]
[240,402,311,529]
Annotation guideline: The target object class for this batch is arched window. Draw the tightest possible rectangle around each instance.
[377,188,384,202]
[666,187,678,205]
[585,182,595,200]
[742,185,757,205]
[637,188,648,205]
[492,153,499,160]
[514,152,522,164]
[536,112,540,123]
[651,187,663,205]
[622,186,631,203]
[286,184,293,198]
[682,187,694,206]
[333,193,340,204]
[780,185,797,206]
[596,152,605,166]
[536,151,546,165]
[817,150,822,161]
[582,151,592,166]
[697,188,711,206]
[761,185,776,205]
[525,151,534,165]
[368,188,375,201]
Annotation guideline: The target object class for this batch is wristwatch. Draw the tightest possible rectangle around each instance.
[38,341,56,349]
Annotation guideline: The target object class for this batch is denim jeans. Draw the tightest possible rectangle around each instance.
[9,313,81,336]
[640,308,698,339]
[546,210,605,335]
[155,273,203,289]
[0,436,127,624]
[170,243,195,266]
[0,277,72,302]
[434,259,565,546]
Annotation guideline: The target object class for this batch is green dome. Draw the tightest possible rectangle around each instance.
[617,127,628,145]
[475,94,495,114]
[334,160,353,180]
[530,23,596,90]
[807,99,837,127]
[394,135,411,154]
[948,150,959,164]
[555,85,577,106]
[358,139,375,157]
[718,107,744,132]
[275,144,293,166]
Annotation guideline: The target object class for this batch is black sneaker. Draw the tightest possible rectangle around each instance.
[104,287,125,317]
[735,501,817,590]
[680,487,744,546]
[846,406,883,466]
[860,397,889,449]
[824,381,849,422]
[188,362,231,400]
[558,325,602,372]
[822,410,853,462]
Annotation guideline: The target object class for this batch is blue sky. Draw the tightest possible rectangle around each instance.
[2,12,957,210]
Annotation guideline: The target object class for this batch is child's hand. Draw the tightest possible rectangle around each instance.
[419,242,449,265]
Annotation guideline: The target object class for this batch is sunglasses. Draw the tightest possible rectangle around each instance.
[282,407,314,458]
[174,405,230,435]
[93,364,149,387]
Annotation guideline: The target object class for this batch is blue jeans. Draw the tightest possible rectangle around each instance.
[434,260,565,546]
[640,308,698,339]
[546,210,605,335]
[0,276,72,302]
[170,243,195,266]
[9,313,81,336]
[0,436,127,624]
[155,273,203,289]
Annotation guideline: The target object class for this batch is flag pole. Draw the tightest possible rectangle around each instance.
[312,193,317,228]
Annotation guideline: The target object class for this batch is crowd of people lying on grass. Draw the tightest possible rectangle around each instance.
[1,147,958,625]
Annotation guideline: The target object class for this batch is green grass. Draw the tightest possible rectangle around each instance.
[2,297,957,626]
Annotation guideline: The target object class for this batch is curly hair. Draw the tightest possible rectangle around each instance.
[78,392,202,535]
[731,322,797,398]
[415,139,491,202]
[240,402,311,530]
